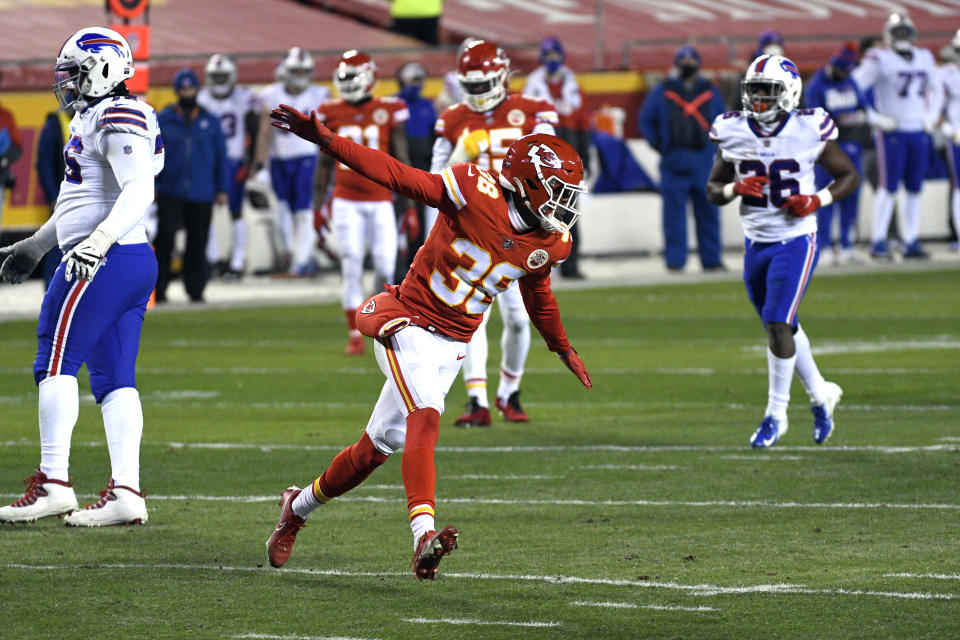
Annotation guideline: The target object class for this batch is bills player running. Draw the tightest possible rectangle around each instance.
[0,28,162,524]
[267,103,592,579]
[938,29,960,251]
[253,47,330,274]
[428,40,560,426]
[198,54,257,279]
[707,55,859,448]
[314,51,411,355]
[852,13,941,259]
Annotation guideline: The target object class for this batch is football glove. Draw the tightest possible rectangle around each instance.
[61,228,116,282]
[314,201,331,233]
[783,194,821,217]
[733,175,770,199]
[399,206,420,240]
[270,104,334,148]
[560,348,592,389]
[462,129,490,161]
[0,236,47,284]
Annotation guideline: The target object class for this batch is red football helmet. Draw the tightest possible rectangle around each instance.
[334,50,377,102]
[457,40,509,112]
[499,133,586,234]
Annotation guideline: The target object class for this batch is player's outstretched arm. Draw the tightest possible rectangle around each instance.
[706,156,769,206]
[270,104,445,209]
[783,140,860,217]
[0,218,58,284]
[518,272,592,389]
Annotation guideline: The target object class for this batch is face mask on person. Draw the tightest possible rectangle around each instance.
[399,83,422,103]
[178,94,197,111]
[679,63,699,79]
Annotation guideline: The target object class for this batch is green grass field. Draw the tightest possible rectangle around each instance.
[1,268,958,640]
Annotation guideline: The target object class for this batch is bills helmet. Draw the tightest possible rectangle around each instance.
[741,54,802,123]
[205,54,237,98]
[884,13,917,53]
[499,133,586,235]
[333,50,377,103]
[457,40,509,112]
[281,47,314,93]
[54,27,134,110]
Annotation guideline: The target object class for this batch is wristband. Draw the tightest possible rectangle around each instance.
[815,187,833,207]
[722,183,736,200]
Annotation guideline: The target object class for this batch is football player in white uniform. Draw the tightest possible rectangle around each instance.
[0,27,162,525]
[938,29,960,251]
[708,55,859,448]
[198,54,257,279]
[852,13,942,259]
[253,47,331,274]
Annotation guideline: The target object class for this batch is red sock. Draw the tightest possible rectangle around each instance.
[317,432,387,499]
[345,309,358,332]
[401,408,440,514]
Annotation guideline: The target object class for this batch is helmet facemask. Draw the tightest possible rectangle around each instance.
[53,62,83,110]
[459,69,507,112]
[742,79,786,123]
[334,68,373,103]
[208,71,234,98]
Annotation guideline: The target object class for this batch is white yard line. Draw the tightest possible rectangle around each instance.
[884,573,960,580]
[719,455,805,461]
[578,464,683,470]
[4,563,955,601]
[1,441,956,455]
[402,617,561,628]
[235,635,378,640]
[570,600,718,612]
[3,493,957,511]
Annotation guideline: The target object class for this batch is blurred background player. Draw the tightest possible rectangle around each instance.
[0,90,22,229]
[36,103,72,288]
[427,40,559,426]
[155,68,229,303]
[803,45,871,264]
[708,54,857,448]
[939,29,960,252]
[433,37,478,113]
[640,45,726,272]
[313,51,411,355]
[395,61,436,267]
[0,27,163,525]
[266,102,592,579]
[853,13,941,260]
[198,54,258,280]
[253,47,330,275]
[524,36,590,279]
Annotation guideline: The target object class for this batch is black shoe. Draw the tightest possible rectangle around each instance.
[703,263,728,272]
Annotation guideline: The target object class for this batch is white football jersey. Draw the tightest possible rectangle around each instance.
[940,62,960,131]
[710,108,837,243]
[257,82,331,159]
[852,46,939,132]
[54,96,164,250]
[198,85,256,161]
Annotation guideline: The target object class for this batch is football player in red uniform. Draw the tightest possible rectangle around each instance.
[266,103,592,580]
[313,51,412,355]
[426,40,560,427]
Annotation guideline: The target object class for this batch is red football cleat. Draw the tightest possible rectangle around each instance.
[454,398,491,427]
[495,391,529,423]
[345,334,365,356]
[412,525,459,580]
[266,486,306,568]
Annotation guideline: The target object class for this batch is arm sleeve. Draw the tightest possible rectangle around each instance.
[852,54,881,92]
[98,132,155,241]
[563,72,583,112]
[429,135,454,173]
[518,271,572,354]
[926,63,944,121]
[325,133,446,209]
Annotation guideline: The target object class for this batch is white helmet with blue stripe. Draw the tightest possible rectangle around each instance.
[54,27,134,111]
[741,54,802,123]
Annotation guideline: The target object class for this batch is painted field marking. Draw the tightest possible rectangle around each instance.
[570,600,718,612]
[3,493,958,511]
[744,339,960,355]
[4,563,956,601]
[1,441,957,455]
[235,635,378,640]
[403,617,561,628]
[578,464,683,470]
[719,455,805,461]
[884,573,960,580]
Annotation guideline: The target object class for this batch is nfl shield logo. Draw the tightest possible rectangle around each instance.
[123,145,133,154]
[502,236,514,250]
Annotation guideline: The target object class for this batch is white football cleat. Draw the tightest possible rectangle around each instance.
[0,469,78,523]
[812,382,843,444]
[64,479,147,527]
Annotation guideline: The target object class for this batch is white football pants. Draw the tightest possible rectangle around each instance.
[333,198,398,310]
[461,283,531,404]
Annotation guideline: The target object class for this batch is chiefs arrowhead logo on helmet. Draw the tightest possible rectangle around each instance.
[528,145,561,169]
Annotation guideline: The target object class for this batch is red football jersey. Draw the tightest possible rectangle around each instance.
[398,162,570,343]
[318,96,409,201]
[434,94,558,172]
